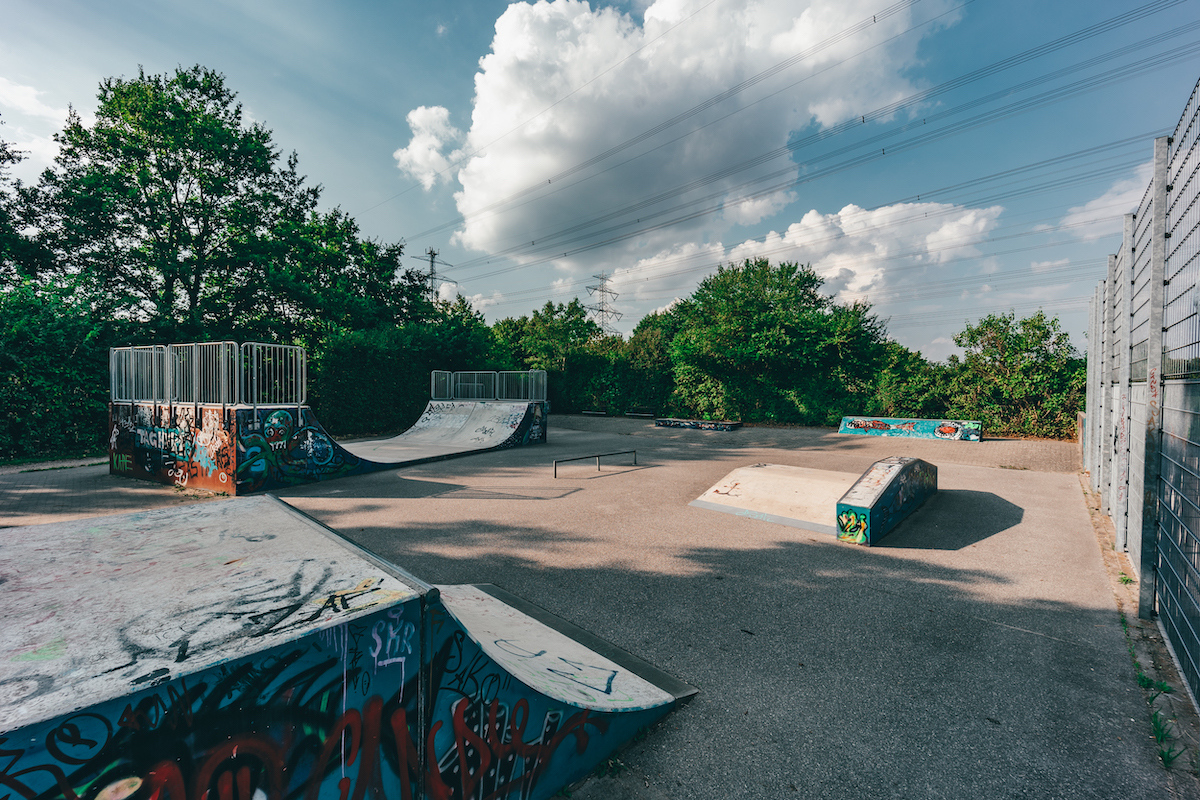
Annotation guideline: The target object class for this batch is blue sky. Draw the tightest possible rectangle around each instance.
[3,0,1199,359]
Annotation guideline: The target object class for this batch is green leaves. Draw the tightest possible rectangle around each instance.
[666,259,886,423]
[27,65,419,344]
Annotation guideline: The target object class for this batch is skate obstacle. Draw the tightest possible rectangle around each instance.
[838,416,981,442]
[693,456,938,546]
[108,343,547,494]
[0,496,694,800]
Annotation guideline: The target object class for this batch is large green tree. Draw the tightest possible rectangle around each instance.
[668,258,886,423]
[946,310,1085,438]
[29,65,423,342]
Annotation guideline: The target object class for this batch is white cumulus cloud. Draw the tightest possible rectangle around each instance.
[405,0,961,277]
[1061,161,1153,238]
[726,201,1003,298]
[393,105,463,190]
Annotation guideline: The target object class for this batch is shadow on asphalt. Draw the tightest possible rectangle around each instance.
[875,489,1025,551]
[287,504,1162,800]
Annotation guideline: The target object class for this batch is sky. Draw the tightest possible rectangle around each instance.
[3,0,1199,360]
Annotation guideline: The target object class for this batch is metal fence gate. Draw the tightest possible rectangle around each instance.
[1086,76,1200,704]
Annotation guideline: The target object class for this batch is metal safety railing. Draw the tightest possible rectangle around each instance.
[241,343,306,406]
[431,370,453,401]
[110,341,306,407]
[430,370,548,401]
[110,345,168,403]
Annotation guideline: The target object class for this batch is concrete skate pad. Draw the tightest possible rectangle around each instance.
[690,463,860,534]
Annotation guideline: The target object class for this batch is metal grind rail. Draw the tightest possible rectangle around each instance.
[553,450,637,478]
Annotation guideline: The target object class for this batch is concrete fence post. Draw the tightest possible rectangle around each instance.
[1138,136,1169,620]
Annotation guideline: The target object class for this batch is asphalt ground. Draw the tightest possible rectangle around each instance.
[2,416,1193,797]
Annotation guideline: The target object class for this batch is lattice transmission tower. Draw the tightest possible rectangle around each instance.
[585,273,622,336]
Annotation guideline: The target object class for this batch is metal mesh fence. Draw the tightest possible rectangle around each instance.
[1131,185,1155,382]
[1088,77,1200,709]
[1158,388,1200,699]
[1166,81,1200,380]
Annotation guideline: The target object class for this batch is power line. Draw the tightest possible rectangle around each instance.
[407,0,1186,248]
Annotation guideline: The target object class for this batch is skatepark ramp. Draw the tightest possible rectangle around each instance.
[109,342,547,494]
[693,457,938,545]
[0,496,694,800]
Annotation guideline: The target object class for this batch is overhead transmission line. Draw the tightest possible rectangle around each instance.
[357,0,721,216]
[409,0,1186,247]
[432,21,1196,276]
[455,131,1154,311]
[441,38,1199,284]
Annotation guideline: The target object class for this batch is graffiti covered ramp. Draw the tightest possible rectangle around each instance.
[342,400,546,463]
[0,495,690,800]
[690,463,860,534]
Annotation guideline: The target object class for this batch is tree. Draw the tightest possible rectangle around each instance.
[29,65,422,342]
[947,310,1085,438]
[668,258,887,423]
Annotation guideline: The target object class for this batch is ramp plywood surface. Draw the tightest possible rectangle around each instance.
[344,401,543,462]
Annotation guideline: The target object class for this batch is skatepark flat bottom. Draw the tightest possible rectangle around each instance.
[0,416,1183,799]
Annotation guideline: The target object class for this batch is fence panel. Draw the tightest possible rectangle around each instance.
[241,343,307,406]
[452,371,496,400]
[496,370,547,401]
[110,345,167,402]
[170,342,240,405]
[431,371,453,400]
[1166,84,1200,380]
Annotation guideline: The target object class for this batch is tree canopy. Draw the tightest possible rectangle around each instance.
[24,65,425,343]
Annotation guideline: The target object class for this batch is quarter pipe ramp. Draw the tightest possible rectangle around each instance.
[110,399,547,494]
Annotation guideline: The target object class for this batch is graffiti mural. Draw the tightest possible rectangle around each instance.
[837,416,981,442]
[235,406,388,494]
[109,404,236,492]
[653,418,742,431]
[1,613,420,800]
[836,456,938,545]
[110,401,549,495]
[0,498,423,800]
[422,586,677,800]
